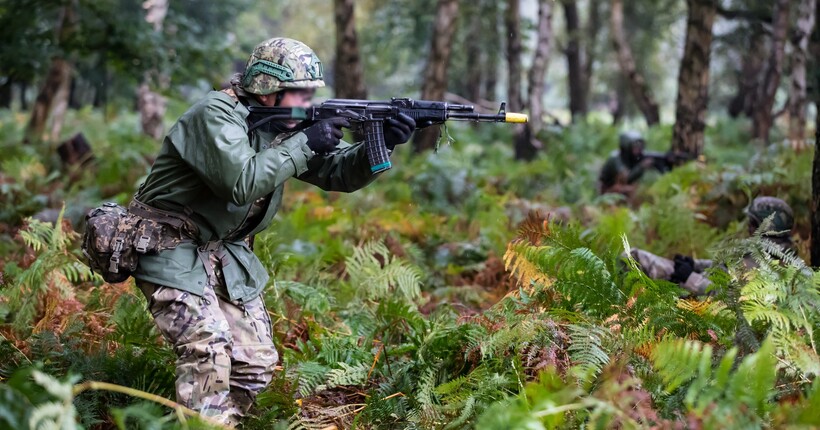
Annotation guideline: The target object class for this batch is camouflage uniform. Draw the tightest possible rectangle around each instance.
[629,249,715,295]
[629,197,796,296]
[132,38,379,426]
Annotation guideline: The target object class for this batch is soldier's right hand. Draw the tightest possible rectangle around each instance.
[639,157,656,168]
[303,118,350,154]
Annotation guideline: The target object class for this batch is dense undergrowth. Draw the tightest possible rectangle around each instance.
[0,108,817,429]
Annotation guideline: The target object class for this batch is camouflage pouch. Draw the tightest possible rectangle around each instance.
[81,202,177,283]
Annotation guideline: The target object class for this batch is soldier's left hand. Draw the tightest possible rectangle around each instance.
[384,113,416,149]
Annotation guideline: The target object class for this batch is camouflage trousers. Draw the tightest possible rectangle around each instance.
[628,248,713,296]
[137,259,278,427]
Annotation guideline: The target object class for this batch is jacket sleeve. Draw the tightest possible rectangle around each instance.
[170,94,315,206]
[295,140,379,192]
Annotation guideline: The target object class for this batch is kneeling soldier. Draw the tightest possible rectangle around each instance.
[130,38,415,426]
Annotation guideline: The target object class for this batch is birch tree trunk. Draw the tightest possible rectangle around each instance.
[610,0,659,126]
[138,0,169,140]
[524,0,554,156]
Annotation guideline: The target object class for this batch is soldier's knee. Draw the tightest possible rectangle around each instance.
[230,343,278,391]
[176,319,234,362]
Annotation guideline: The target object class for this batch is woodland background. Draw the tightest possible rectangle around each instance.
[1,0,820,429]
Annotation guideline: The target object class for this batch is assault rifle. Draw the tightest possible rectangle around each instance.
[247,98,528,173]
[643,150,697,173]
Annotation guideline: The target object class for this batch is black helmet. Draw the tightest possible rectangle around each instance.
[746,197,794,237]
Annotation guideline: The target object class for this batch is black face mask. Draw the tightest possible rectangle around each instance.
[620,142,644,167]
[250,91,298,134]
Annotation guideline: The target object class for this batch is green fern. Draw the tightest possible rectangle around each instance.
[3,207,98,333]
[567,324,611,385]
[346,240,422,303]
[295,361,330,398]
[652,337,778,422]
[316,362,370,392]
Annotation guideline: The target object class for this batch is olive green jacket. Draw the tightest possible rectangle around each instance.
[133,90,378,302]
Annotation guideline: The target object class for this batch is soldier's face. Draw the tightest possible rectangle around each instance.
[277,89,315,128]
[632,141,645,158]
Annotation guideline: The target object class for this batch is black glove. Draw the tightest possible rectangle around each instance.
[384,113,416,149]
[302,118,350,154]
[670,254,695,284]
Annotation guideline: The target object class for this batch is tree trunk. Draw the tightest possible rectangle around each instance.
[0,79,11,109]
[523,0,554,158]
[610,0,659,126]
[19,82,29,110]
[670,0,717,156]
[414,0,460,152]
[483,2,500,101]
[564,0,587,121]
[788,0,816,151]
[27,59,73,142]
[26,2,76,143]
[727,27,765,118]
[752,0,789,142]
[464,2,484,103]
[506,0,530,159]
[813,127,820,266]
[505,0,523,112]
[582,0,602,107]
[138,0,168,140]
[48,69,71,142]
[611,78,627,124]
[137,82,167,140]
[811,0,820,267]
[334,0,367,99]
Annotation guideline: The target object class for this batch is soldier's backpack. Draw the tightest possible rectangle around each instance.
[81,201,188,283]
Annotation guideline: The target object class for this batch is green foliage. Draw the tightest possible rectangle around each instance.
[346,240,422,303]
[0,154,59,225]
[651,338,784,426]
[2,207,97,333]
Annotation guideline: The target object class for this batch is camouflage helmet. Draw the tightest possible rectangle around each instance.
[619,130,645,151]
[242,38,325,95]
[746,196,794,236]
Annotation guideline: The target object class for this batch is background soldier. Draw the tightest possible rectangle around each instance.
[630,196,797,296]
[599,131,690,196]
[599,131,654,196]
[129,38,415,426]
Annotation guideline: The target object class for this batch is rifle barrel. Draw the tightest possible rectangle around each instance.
[447,111,528,123]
